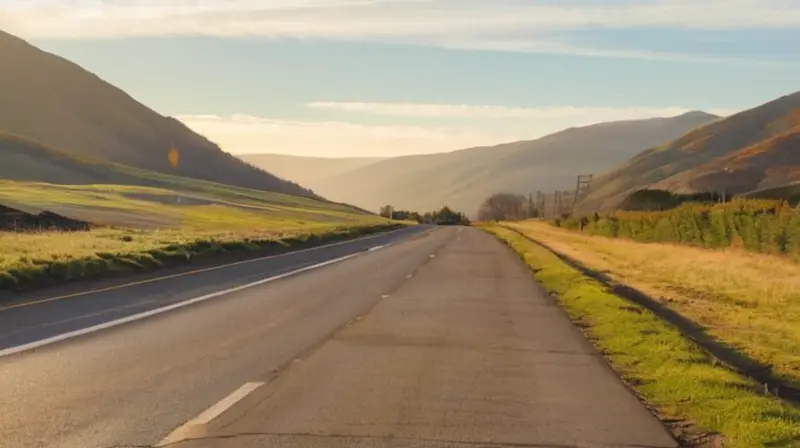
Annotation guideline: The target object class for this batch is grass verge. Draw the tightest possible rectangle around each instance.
[0,177,408,293]
[0,222,407,293]
[481,223,800,448]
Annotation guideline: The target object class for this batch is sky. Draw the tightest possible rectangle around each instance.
[3,0,800,158]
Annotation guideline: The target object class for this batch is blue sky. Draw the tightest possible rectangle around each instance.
[3,0,799,157]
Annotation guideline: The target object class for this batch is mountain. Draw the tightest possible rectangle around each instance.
[236,154,385,188]
[0,131,374,218]
[0,30,316,199]
[577,91,800,213]
[250,112,718,216]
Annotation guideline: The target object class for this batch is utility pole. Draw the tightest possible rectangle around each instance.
[528,192,534,218]
[552,190,560,218]
[558,191,564,217]
[571,174,594,215]
[538,191,545,218]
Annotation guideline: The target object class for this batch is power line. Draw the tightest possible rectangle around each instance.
[571,174,593,215]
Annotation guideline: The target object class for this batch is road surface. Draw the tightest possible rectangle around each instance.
[0,226,677,448]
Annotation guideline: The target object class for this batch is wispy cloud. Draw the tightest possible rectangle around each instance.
[177,104,737,157]
[434,37,794,66]
[176,114,518,157]
[2,1,799,62]
[308,102,738,120]
[5,0,800,37]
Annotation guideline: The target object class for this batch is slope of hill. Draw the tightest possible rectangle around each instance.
[268,112,719,216]
[0,29,315,199]
[0,132,376,227]
[237,154,385,188]
[653,126,800,194]
[746,176,800,203]
[578,91,800,213]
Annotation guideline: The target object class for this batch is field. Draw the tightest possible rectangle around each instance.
[508,220,800,390]
[0,179,398,291]
[483,223,800,447]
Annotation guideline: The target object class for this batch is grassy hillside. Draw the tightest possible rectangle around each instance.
[654,126,800,194]
[747,179,800,203]
[0,30,315,198]
[0,132,377,229]
[237,154,385,190]
[0,139,398,291]
[578,91,800,213]
[265,112,718,216]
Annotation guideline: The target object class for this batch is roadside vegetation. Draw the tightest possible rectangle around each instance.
[557,197,800,258]
[0,180,403,292]
[379,204,470,226]
[482,223,800,447]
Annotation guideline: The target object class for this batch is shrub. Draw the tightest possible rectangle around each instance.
[579,199,800,257]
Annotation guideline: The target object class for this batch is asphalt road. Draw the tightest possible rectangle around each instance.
[0,226,677,448]
[0,225,426,352]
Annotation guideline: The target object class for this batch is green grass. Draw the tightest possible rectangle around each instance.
[0,178,404,292]
[481,224,800,448]
[0,223,403,291]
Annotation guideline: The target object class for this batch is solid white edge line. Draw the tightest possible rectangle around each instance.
[157,382,265,446]
[0,243,392,358]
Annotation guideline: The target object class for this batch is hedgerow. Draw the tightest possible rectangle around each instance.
[555,199,800,256]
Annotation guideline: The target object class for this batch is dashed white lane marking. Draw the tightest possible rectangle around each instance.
[157,382,265,446]
[0,244,392,358]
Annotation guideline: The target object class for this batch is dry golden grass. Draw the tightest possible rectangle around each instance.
[507,220,800,388]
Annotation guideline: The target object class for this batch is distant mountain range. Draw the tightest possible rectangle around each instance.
[242,112,720,215]
[0,30,315,199]
[236,154,386,190]
[578,91,800,213]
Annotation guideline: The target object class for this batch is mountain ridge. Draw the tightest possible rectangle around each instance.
[0,29,318,199]
[577,91,800,212]
[243,112,721,215]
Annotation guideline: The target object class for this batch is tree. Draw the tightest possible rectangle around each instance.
[433,206,470,225]
[380,204,469,226]
[379,205,393,218]
[478,193,527,221]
